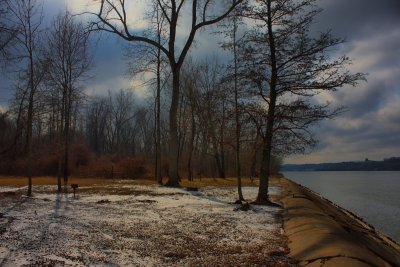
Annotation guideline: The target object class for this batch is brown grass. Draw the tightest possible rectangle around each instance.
[0,176,156,187]
[181,177,260,188]
[0,175,265,188]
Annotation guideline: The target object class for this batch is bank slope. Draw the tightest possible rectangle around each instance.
[276,177,400,267]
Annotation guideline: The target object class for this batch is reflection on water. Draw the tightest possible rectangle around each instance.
[283,171,400,242]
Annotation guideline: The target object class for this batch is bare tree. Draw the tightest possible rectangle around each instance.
[86,96,111,155]
[180,64,199,181]
[154,7,165,184]
[232,14,244,201]
[88,0,244,186]
[0,0,17,61]
[241,0,365,204]
[6,0,45,196]
[86,89,152,159]
[218,8,246,201]
[108,89,136,155]
[197,61,227,178]
[44,11,91,191]
[124,1,169,184]
[0,0,21,62]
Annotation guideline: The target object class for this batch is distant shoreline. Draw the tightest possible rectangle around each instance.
[282,158,400,171]
[283,170,400,172]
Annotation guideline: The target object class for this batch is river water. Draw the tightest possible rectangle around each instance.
[283,171,400,242]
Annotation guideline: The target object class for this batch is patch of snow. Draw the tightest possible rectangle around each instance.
[0,183,289,266]
[0,186,27,193]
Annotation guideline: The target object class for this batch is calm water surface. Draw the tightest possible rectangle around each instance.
[283,171,400,242]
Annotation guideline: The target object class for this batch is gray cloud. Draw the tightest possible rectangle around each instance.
[286,0,400,163]
[314,0,400,39]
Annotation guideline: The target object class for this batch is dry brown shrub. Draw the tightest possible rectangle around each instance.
[13,158,28,176]
[36,154,59,175]
[0,143,93,177]
[70,143,91,168]
[0,141,153,180]
[0,159,15,175]
[115,155,150,179]
[78,154,113,178]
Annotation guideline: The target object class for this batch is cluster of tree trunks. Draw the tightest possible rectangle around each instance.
[0,0,364,203]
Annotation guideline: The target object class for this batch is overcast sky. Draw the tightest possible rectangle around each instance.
[287,0,400,163]
[1,0,399,164]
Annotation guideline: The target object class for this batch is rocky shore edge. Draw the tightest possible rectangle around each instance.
[274,177,400,267]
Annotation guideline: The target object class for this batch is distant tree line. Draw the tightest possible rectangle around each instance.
[0,0,364,202]
[282,157,400,172]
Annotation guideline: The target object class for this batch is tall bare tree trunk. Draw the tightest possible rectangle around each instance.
[63,87,71,188]
[251,133,260,178]
[177,92,187,181]
[256,0,277,204]
[154,5,164,185]
[26,83,34,197]
[188,98,195,181]
[233,16,244,201]
[26,13,35,197]
[210,126,225,178]
[220,99,226,179]
[166,68,180,186]
[57,97,64,193]
[155,58,162,184]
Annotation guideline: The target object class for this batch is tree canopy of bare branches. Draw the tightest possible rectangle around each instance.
[88,0,245,186]
[240,0,365,204]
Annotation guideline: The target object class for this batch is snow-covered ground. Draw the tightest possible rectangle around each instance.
[0,182,291,266]
[0,186,28,193]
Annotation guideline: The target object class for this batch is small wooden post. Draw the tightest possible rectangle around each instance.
[71,184,79,199]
